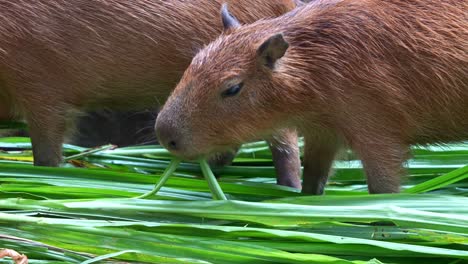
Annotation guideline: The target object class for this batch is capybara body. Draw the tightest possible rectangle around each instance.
[156,0,468,194]
[0,0,302,188]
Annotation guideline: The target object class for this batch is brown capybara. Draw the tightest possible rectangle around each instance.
[156,0,468,194]
[0,0,302,188]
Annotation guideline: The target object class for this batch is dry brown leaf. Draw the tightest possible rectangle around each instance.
[0,249,28,264]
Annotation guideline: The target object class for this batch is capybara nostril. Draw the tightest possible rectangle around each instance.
[168,140,178,150]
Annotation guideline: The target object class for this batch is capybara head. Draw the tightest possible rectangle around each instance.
[156,5,292,159]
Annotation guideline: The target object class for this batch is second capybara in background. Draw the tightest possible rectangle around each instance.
[0,0,302,188]
[156,0,468,194]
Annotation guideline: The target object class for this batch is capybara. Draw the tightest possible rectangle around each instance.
[0,0,302,188]
[156,0,468,194]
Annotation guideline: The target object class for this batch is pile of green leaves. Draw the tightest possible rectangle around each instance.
[0,135,466,263]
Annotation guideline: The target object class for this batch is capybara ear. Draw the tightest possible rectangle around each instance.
[256,33,289,69]
[221,3,240,30]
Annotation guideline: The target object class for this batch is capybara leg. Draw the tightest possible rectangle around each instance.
[353,140,407,194]
[301,135,338,194]
[26,109,67,167]
[267,128,301,189]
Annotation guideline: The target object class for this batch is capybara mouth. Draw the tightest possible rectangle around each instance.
[175,152,206,161]
[165,143,235,162]
[163,147,209,161]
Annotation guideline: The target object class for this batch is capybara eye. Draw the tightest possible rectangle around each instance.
[221,82,244,98]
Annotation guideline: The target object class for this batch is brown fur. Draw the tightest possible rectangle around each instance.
[157,0,468,194]
[0,0,302,188]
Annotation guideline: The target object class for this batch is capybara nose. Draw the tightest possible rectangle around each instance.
[167,139,178,150]
[155,117,181,152]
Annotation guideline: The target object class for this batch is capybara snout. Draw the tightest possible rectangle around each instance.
[155,110,189,157]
